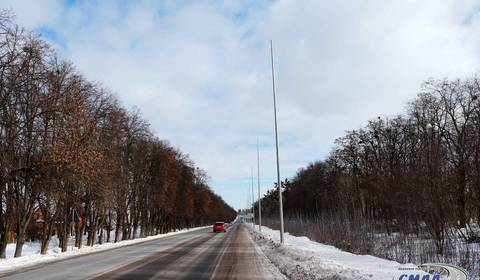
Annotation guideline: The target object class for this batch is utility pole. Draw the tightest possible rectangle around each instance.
[270,40,284,243]
[257,137,262,232]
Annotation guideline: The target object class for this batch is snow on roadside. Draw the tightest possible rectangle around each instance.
[0,225,209,275]
[248,224,404,280]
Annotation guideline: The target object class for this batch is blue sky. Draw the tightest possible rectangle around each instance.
[1,0,480,209]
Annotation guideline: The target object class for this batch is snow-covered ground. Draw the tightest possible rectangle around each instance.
[249,224,435,280]
[0,226,209,274]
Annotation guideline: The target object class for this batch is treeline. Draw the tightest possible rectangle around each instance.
[0,13,235,258]
[260,77,480,254]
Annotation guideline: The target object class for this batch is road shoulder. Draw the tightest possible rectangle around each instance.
[213,223,286,279]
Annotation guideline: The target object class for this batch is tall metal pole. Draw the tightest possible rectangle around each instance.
[270,40,284,243]
[257,137,262,232]
[251,167,255,225]
[247,182,251,223]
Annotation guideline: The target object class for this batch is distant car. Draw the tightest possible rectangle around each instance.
[213,222,227,232]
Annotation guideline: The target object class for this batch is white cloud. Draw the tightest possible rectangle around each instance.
[258,0,480,118]
[0,0,62,28]
[2,0,480,208]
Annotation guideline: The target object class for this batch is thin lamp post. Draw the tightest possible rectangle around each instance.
[257,137,262,232]
[251,167,255,225]
[270,40,284,243]
[247,183,250,222]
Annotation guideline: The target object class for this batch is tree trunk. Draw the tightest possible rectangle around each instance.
[40,222,54,255]
[457,165,467,228]
[114,214,122,242]
[75,221,83,248]
[106,211,112,243]
[88,217,97,246]
[14,227,26,258]
[122,215,130,241]
[0,198,7,259]
[132,222,138,240]
[0,228,8,259]
[98,228,103,245]
[59,223,69,252]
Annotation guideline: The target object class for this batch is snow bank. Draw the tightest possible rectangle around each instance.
[249,224,407,280]
[0,226,209,275]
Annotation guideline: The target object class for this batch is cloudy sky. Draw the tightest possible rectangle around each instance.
[2,0,480,209]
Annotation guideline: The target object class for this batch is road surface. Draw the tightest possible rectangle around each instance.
[1,223,284,280]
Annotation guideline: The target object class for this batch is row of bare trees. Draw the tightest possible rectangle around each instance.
[260,77,480,255]
[0,13,235,258]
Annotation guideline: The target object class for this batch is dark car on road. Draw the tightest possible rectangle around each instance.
[213,222,227,232]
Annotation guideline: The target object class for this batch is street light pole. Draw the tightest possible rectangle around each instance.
[251,167,255,225]
[270,40,284,243]
[257,137,262,232]
[246,183,250,223]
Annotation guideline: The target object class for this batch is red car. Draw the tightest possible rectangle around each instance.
[213,222,227,232]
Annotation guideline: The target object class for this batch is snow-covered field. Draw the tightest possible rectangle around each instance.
[0,226,209,275]
[249,224,429,280]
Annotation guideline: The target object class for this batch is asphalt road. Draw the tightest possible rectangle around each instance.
[1,223,284,280]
